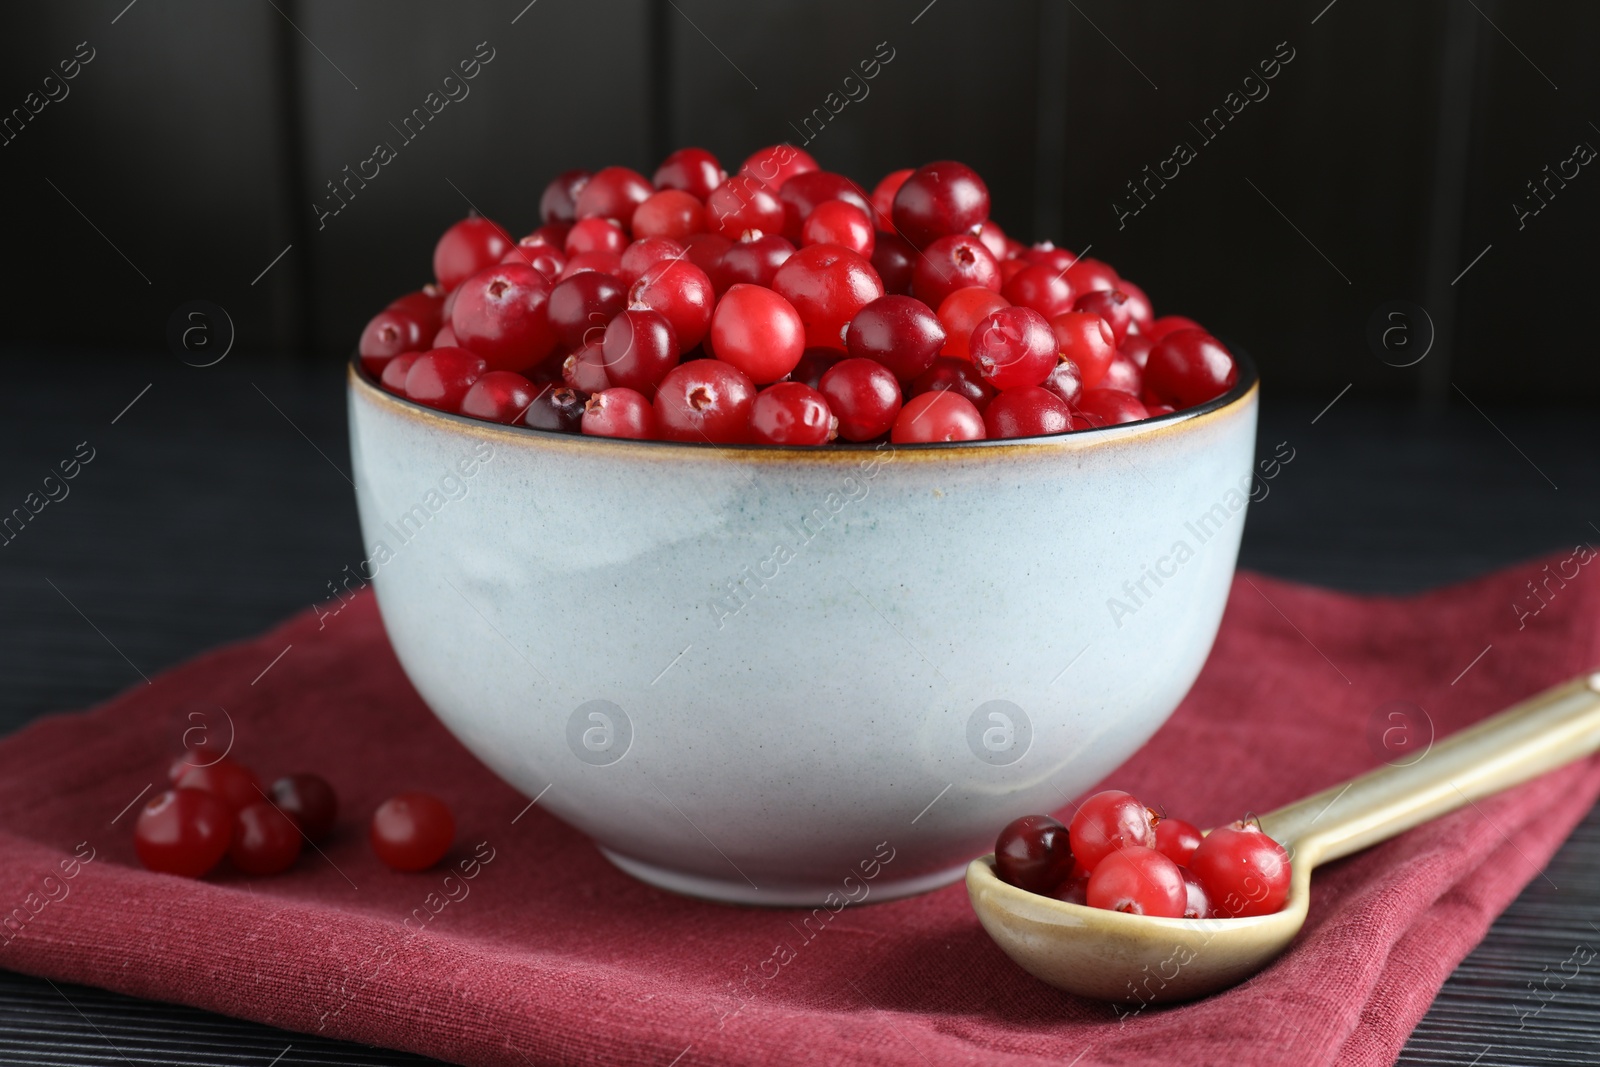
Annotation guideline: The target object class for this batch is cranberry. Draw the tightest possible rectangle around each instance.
[1086,846,1186,917]
[719,233,796,291]
[1147,402,1176,417]
[976,219,1010,262]
[1146,314,1205,343]
[1049,311,1118,389]
[405,348,487,411]
[270,773,338,842]
[632,190,706,242]
[370,792,455,872]
[654,359,756,443]
[573,165,654,230]
[500,238,567,283]
[891,391,985,443]
[1145,329,1237,407]
[1155,817,1203,866]
[1041,357,1083,408]
[618,236,687,286]
[845,295,946,382]
[708,283,806,383]
[547,271,627,350]
[970,306,1057,390]
[1102,353,1142,395]
[629,258,715,350]
[523,384,588,433]
[583,388,656,439]
[134,788,233,878]
[870,231,917,296]
[1001,264,1076,319]
[1181,869,1212,919]
[749,382,835,445]
[1063,256,1119,295]
[1076,388,1148,427]
[358,309,427,377]
[434,217,513,292]
[562,341,613,393]
[936,287,1010,359]
[870,168,912,231]
[230,801,302,876]
[779,170,874,241]
[912,234,1001,308]
[539,168,591,224]
[681,232,734,283]
[602,308,680,393]
[787,347,842,390]
[559,250,624,279]
[565,217,628,257]
[706,175,786,239]
[433,324,458,347]
[1052,874,1090,907]
[1020,242,1077,273]
[993,814,1075,894]
[1074,289,1134,346]
[802,201,875,258]
[984,386,1074,438]
[654,147,725,199]
[1117,279,1156,333]
[460,370,539,423]
[998,258,1031,287]
[173,756,262,813]
[892,160,990,248]
[1120,334,1154,369]
[449,263,556,372]
[738,143,819,190]
[910,356,996,409]
[771,244,884,351]
[819,358,902,441]
[386,286,446,337]
[380,352,422,394]
[1068,789,1156,870]
[1188,820,1292,918]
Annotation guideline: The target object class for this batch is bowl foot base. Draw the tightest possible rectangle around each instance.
[597,847,968,907]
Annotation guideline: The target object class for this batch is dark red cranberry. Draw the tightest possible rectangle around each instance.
[500,238,567,284]
[891,391,986,443]
[405,348,487,410]
[582,388,656,439]
[870,231,918,296]
[706,175,786,239]
[778,170,873,241]
[870,168,912,231]
[385,286,445,336]
[631,191,705,242]
[844,295,946,381]
[910,356,996,409]
[771,244,884,351]
[134,788,232,878]
[380,352,422,394]
[749,382,835,445]
[891,160,990,248]
[787,347,842,390]
[738,143,819,190]
[547,272,627,349]
[1145,329,1237,407]
[562,341,613,393]
[1146,314,1204,343]
[819,357,902,441]
[573,165,654,230]
[1020,242,1076,273]
[1118,279,1156,333]
[449,263,557,372]
[172,756,261,813]
[984,386,1074,438]
[1049,311,1118,389]
[912,234,1001,308]
[558,250,623,279]
[370,792,454,872]
[1076,388,1149,426]
[654,360,756,443]
[681,232,734,285]
[539,168,592,224]
[1001,264,1076,319]
[270,773,338,842]
[434,217,513,292]
[602,308,680,394]
[653,147,725,199]
[1041,357,1083,408]
[230,801,302,875]
[522,385,588,433]
[994,814,1075,894]
[1120,334,1154,369]
[359,309,427,377]
[460,370,539,423]
[618,237,687,286]
[1064,256,1119,295]
[1074,289,1134,345]
[719,233,796,291]
[969,306,1057,390]
[565,217,628,257]
[802,201,875,258]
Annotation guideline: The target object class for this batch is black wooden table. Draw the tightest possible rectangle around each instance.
[2,350,1597,1066]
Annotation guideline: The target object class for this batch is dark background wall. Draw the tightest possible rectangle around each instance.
[2,0,1596,402]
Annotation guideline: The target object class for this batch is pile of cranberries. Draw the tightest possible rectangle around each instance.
[133,754,456,877]
[359,145,1238,444]
[993,790,1291,919]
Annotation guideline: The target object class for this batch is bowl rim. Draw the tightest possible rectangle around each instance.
[349,347,1258,462]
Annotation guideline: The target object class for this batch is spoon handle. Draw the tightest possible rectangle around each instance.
[1261,671,1600,867]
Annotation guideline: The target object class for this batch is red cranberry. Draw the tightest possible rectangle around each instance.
[936,287,1010,358]
[910,356,996,409]
[738,143,819,190]
[173,756,262,813]
[749,382,835,445]
[998,258,1031,287]
[984,386,1074,438]
[771,244,884,351]
[565,217,628,257]
[270,773,338,842]
[819,357,902,441]
[719,233,796,291]
[461,370,539,423]
[632,191,706,242]
[1147,402,1176,417]
[1117,279,1155,333]
[891,391,985,443]
[432,324,458,347]
[994,814,1075,894]
[682,233,734,286]
[1086,846,1186,917]
[976,219,1010,262]
[892,160,990,248]
[1020,242,1076,273]
[870,231,918,296]
[523,384,588,433]
[1146,314,1205,343]
[602,308,680,393]
[1052,874,1090,907]
[778,170,874,241]
[1049,311,1118,389]
[359,309,427,377]
[434,217,513,292]
[405,348,487,411]
[386,286,445,335]
[654,147,725,199]
[802,201,875,257]
[708,283,806,383]
[706,175,786,239]
[970,306,1056,390]
[559,250,624,279]
[1101,353,1142,394]
[1068,789,1157,870]
[370,792,455,872]
[845,295,945,381]
[654,359,756,443]
[562,341,613,393]
[1041,357,1083,408]
[619,236,687,286]
[787,347,842,390]
[380,352,422,394]
[1074,289,1134,345]
[1145,329,1237,407]
[1076,388,1148,427]
[913,234,1001,307]
[1181,869,1212,919]
[1064,256,1119,295]
[573,165,654,230]
[1189,820,1292,918]
[1155,817,1203,866]
[1120,334,1154,369]
[539,168,591,224]
[230,801,302,876]
[583,387,656,439]
[449,263,557,372]
[134,788,232,878]
[630,258,715,351]
[870,168,912,231]
[1001,263,1076,318]
[500,238,567,283]
[547,271,627,350]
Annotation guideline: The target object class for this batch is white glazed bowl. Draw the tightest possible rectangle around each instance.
[347,357,1259,905]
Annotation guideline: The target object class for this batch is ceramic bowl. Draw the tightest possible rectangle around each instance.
[346,356,1259,906]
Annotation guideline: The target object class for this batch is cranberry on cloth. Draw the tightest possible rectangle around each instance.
[1,551,1597,1067]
